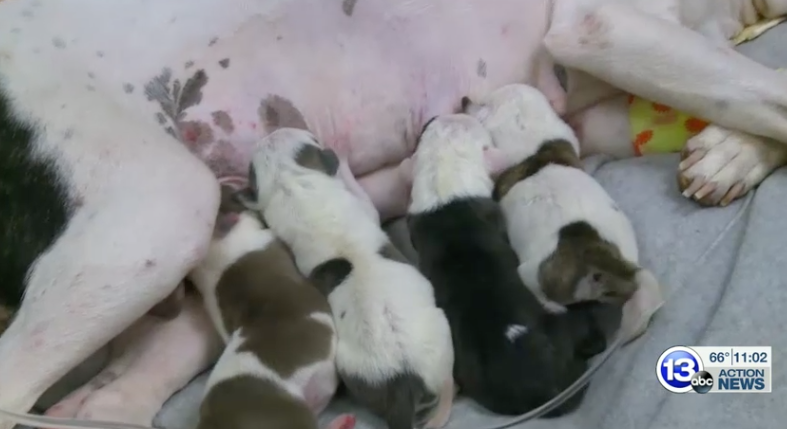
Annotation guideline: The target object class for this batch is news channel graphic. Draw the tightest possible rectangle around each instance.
[656,346,772,394]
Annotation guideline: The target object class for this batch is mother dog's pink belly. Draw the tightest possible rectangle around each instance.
[152,0,550,178]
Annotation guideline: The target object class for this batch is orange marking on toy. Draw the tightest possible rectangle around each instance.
[685,117,710,133]
[651,102,671,113]
[628,94,635,105]
[633,129,653,156]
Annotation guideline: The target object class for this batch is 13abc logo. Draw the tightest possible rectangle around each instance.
[656,346,713,394]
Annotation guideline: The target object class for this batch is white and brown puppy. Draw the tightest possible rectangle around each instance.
[189,182,354,429]
[405,114,608,416]
[243,128,455,429]
[462,84,665,342]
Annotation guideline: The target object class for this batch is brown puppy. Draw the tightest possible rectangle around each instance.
[189,182,354,429]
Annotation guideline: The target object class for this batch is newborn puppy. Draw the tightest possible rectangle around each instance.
[405,114,607,416]
[244,128,455,429]
[463,84,665,342]
[189,182,354,429]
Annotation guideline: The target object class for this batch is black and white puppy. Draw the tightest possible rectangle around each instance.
[405,114,607,417]
[462,84,665,342]
[243,128,455,429]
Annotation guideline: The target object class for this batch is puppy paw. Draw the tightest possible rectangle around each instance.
[678,125,787,206]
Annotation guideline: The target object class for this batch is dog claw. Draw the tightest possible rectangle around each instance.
[678,149,706,171]
[720,183,745,207]
[693,182,716,201]
[682,176,705,198]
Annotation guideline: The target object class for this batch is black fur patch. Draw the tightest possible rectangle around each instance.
[0,87,71,310]
[294,144,340,176]
[407,196,605,416]
[308,258,353,296]
[342,371,437,429]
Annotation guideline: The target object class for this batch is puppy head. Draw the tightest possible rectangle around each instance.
[245,128,340,208]
[407,114,505,212]
[461,84,579,159]
[413,113,496,173]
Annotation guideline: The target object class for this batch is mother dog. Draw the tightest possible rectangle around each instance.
[2,0,787,427]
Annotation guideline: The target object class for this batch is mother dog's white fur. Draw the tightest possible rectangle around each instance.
[465,84,664,341]
[246,129,455,429]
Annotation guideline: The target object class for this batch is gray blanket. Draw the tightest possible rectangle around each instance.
[36,22,787,429]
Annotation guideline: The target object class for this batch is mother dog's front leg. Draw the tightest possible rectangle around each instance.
[546,0,787,204]
[0,105,219,428]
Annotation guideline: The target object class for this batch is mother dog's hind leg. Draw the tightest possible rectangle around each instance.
[546,0,787,204]
[45,293,222,425]
[0,94,219,429]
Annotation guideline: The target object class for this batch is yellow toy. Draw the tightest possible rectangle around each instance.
[629,16,786,156]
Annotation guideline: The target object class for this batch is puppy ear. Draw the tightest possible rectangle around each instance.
[460,96,474,113]
[461,96,485,116]
[295,144,341,176]
[319,148,340,176]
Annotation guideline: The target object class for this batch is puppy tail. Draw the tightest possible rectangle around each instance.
[385,373,436,429]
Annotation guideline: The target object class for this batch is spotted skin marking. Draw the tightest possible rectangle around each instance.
[85,85,95,92]
[211,110,235,134]
[259,95,308,132]
[52,37,66,49]
[209,37,218,46]
[205,140,245,177]
[477,59,487,78]
[342,0,358,16]
[218,58,230,69]
[87,72,95,79]
[185,60,194,69]
[96,51,105,58]
[144,68,210,142]
[179,70,209,112]
[122,83,134,94]
[178,120,214,145]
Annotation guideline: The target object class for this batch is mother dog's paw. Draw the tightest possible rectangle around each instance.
[677,125,787,206]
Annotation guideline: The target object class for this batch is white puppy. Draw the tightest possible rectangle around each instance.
[463,84,665,342]
[242,128,455,429]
